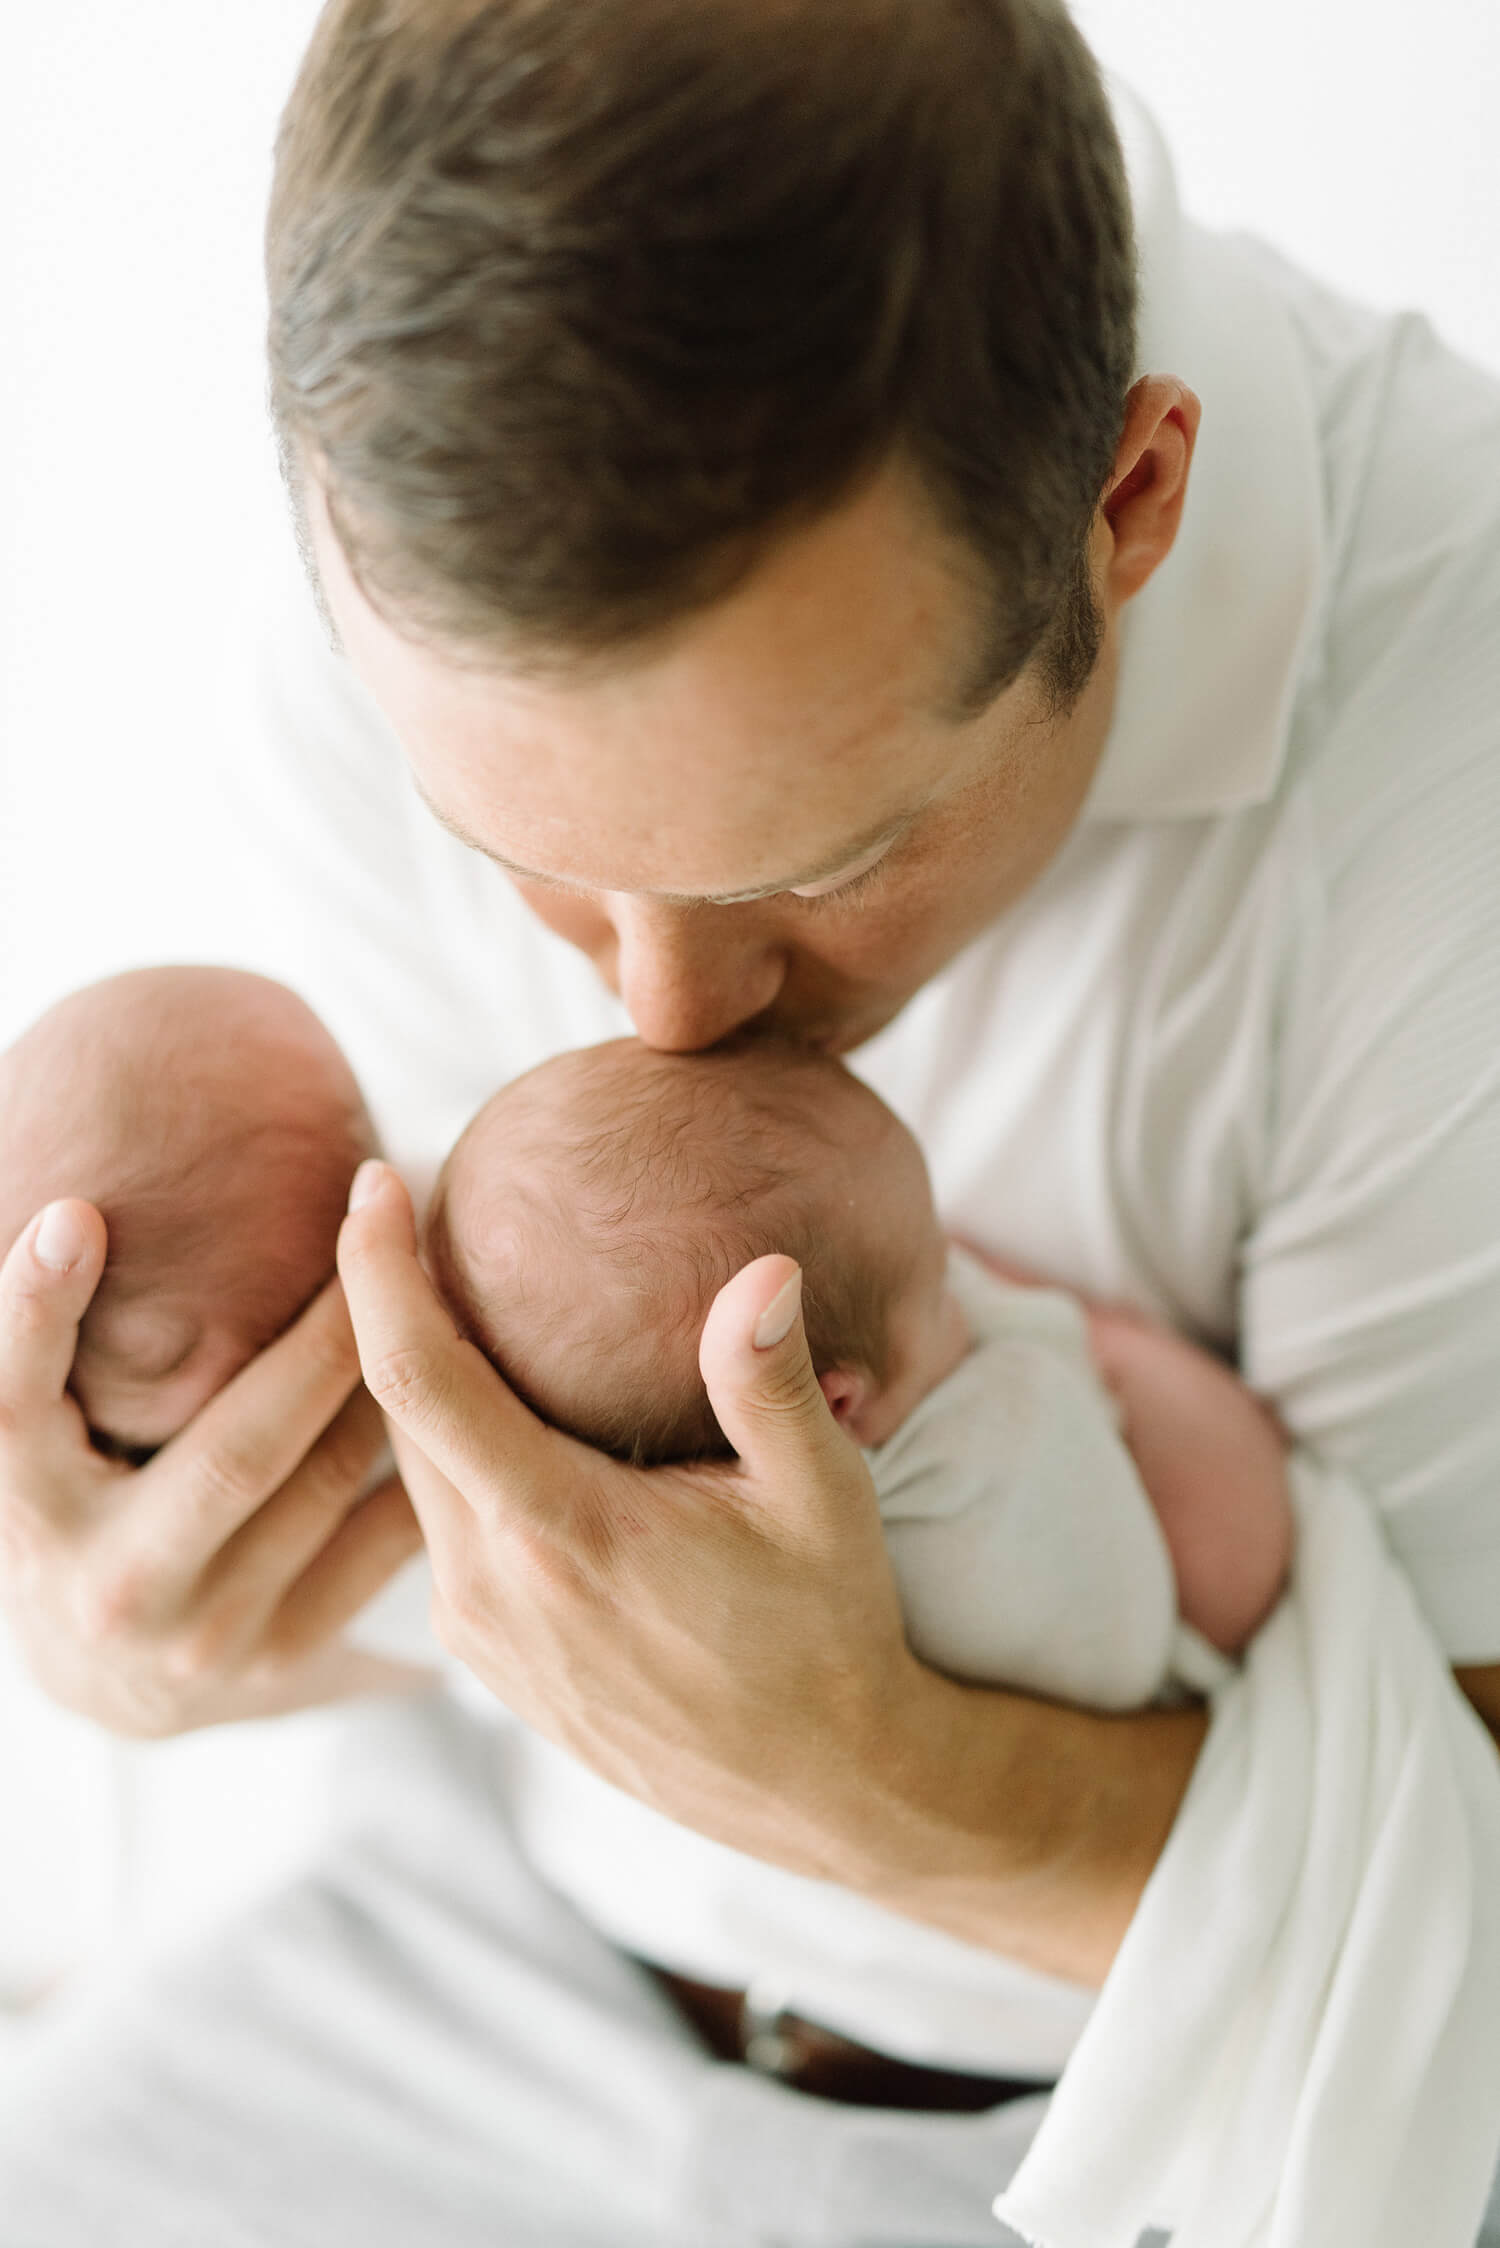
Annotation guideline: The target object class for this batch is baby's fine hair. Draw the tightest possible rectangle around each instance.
[0,967,376,1379]
[426,1038,925,1463]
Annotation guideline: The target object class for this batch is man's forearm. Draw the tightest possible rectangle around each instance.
[844,1668,1210,1987]
[844,1641,1499,1994]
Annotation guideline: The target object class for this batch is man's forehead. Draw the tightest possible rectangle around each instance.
[378,639,992,901]
[310,460,1021,893]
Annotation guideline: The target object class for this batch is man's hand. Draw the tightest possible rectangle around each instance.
[338,1160,941,1884]
[0,1201,425,1737]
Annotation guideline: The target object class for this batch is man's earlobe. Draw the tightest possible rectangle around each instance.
[1100,375,1202,608]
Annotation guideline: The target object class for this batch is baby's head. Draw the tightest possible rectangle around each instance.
[425,1038,965,1463]
[0,967,375,1459]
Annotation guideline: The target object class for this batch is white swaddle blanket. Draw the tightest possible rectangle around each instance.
[993,1454,1500,2248]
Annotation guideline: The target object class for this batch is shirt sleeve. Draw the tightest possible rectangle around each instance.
[1240,318,1500,1662]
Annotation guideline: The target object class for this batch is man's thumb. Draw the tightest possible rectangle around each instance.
[699,1254,846,1473]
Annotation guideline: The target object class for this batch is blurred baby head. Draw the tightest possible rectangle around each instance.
[0,967,375,1457]
[425,1037,955,1463]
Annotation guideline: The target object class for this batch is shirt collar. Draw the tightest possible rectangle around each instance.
[1082,82,1326,824]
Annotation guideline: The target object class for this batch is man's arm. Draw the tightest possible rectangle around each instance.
[848,1666,1209,1987]
[866,1655,1500,1986]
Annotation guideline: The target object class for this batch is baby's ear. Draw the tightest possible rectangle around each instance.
[817,1365,874,1441]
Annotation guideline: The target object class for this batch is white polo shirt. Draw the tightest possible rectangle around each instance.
[226,86,1500,2074]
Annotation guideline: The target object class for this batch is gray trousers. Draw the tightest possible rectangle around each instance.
[0,1688,1496,2248]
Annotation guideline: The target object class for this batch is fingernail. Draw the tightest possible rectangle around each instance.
[34,1202,87,1272]
[753,1269,802,1350]
[348,1160,386,1213]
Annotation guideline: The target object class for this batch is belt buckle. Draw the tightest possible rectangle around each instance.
[738,1980,801,2079]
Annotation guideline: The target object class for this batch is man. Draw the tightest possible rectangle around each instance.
[1,0,1497,2239]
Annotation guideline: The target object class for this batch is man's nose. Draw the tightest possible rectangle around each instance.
[609,896,787,1051]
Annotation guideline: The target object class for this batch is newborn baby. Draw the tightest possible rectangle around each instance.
[0,966,375,1464]
[426,1038,1292,1702]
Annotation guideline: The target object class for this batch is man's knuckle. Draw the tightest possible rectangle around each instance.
[505,1520,598,1607]
[433,1554,500,1639]
[162,1614,233,1689]
[186,1441,264,1516]
[363,1345,445,1427]
[298,1423,373,1512]
[302,1311,360,1388]
[80,1562,152,1646]
[751,1362,825,1420]
[3,1282,53,1349]
[241,1640,298,1693]
[328,1400,384,1478]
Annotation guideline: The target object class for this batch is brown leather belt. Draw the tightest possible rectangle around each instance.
[648,1967,1051,2113]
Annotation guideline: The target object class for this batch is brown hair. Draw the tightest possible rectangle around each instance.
[267,0,1136,707]
[425,1039,928,1464]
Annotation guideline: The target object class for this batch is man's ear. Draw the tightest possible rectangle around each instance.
[1099,374,1202,611]
[818,1365,874,1442]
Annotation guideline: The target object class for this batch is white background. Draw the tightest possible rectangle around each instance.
[1,0,1497,1994]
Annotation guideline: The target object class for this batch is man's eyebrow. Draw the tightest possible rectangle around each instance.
[413,787,916,903]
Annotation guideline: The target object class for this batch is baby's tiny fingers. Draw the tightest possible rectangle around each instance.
[0,1202,108,1432]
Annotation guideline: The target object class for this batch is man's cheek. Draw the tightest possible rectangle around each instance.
[511,881,612,966]
[805,892,957,989]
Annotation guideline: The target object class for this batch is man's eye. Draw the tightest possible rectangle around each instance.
[791,859,888,911]
[788,842,893,902]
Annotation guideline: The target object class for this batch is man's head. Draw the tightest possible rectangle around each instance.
[425,1038,959,1461]
[268,0,1198,1056]
[0,968,375,1457]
